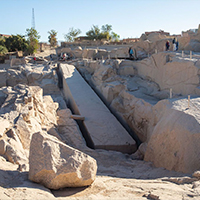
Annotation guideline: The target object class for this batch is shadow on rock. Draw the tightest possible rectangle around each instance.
[51,186,89,198]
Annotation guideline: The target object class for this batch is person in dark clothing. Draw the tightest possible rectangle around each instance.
[172,38,176,51]
[176,40,179,51]
[50,54,53,61]
[33,56,36,64]
[166,40,170,51]
[129,47,133,58]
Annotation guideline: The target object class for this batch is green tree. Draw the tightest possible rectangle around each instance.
[26,28,40,54]
[86,24,118,41]
[111,32,120,42]
[100,24,112,40]
[0,36,5,46]
[64,27,81,42]
[101,24,112,33]
[5,34,28,52]
[86,25,100,40]
[99,32,111,40]
[48,29,57,47]
[0,45,8,55]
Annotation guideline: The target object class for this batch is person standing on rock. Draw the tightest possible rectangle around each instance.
[176,39,179,51]
[172,38,176,51]
[165,41,170,51]
[129,47,133,59]
[33,56,36,64]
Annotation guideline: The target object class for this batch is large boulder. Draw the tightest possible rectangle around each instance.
[3,133,27,165]
[144,98,200,173]
[26,68,44,83]
[82,49,97,59]
[91,63,117,87]
[29,131,97,189]
[82,60,100,74]
[95,49,108,59]
[146,33,167,42]
[110,47,129,58]
[101,81,126,105]
[10,58,26,67]
[72,46,83,58]
[40,78,60,95]
[140,33,147,41]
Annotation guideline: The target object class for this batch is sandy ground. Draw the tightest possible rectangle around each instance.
[1,148,200,200]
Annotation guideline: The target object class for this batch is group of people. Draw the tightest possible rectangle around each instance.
[129,37,179,59]
[166,38,179,51]
[60,53,69,61]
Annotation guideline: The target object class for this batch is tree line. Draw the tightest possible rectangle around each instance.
[0,24,120,55]
[65,24,120,42]
[0,28,40,55]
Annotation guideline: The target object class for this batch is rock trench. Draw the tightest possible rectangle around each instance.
[69,51,200,173]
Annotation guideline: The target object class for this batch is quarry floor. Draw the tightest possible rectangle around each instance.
[1,148,200,200]
[1,50,200,200]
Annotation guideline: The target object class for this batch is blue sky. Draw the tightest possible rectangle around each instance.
[0,0,200,43]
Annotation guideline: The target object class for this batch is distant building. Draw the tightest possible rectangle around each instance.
[39,42,51,52]
[0,34,11,38]
[121,38,139,43]
[145,30,170,36]
[182,29,198,37]
[171,34,181,38]
[75,36,89,41]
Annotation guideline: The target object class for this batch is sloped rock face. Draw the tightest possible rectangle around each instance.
[14,86,59,150]
[133,52,200,96]
[110,90,154,142]
[144,98,200,173]
[0,121,27,166]
[29,131,97,189]
[0,83,60,166]
[184,39,200,52]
